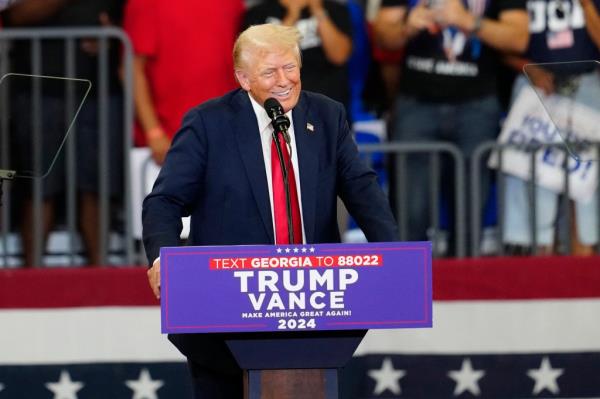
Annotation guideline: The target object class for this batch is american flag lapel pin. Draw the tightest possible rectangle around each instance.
[306,122,314,133]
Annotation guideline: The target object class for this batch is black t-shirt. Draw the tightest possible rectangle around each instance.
[382,0,525,102]
[526,0,600,68]
[243,0,352,108]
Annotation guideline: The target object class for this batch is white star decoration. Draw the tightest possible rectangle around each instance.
[125,368,164,399]
[368,357,406,395]
[448,358,485,396]
[277,247,314,254]
[527,357,563,395]
[45,370,84,399]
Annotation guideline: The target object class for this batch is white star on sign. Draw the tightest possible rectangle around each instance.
[276,248,282,253]
[293,248,299,253]
[301,247,307,253]
[285,248,291,253]
[528,357,563,395]
[309,247,315,252]
[368,357,406,395]
[45,370,84,399]
[125,369,164,399]
[448,358,485,396]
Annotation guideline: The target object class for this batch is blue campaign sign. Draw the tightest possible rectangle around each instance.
[161,242,432,333]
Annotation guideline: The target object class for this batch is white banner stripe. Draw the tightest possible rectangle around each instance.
[1,307,184,365]
[2,300,600,365]
[355,299,600,355]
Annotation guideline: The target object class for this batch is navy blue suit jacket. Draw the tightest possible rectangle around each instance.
[143,89,398,262]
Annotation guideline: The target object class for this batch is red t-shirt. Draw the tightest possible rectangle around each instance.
[123,0,244,146]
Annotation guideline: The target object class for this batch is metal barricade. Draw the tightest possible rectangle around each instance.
[0,28,472,265]
[0,27,134,267]
[134,140,467,259]
[472,140,600,257]
[358,142,467,258]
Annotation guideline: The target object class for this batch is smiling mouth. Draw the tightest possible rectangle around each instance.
[272,89,291,98]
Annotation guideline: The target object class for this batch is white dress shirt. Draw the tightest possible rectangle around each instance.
[248,93,306,243]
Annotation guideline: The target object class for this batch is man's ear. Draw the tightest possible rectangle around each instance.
[235,70,251,91]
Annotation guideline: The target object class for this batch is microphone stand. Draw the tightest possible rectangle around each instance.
[272,129,295,244]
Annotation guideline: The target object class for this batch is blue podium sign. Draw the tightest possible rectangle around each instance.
[161,242,432,333]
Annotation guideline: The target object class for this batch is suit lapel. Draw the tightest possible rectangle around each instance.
[230,90,274,243]
[293,93,319,243]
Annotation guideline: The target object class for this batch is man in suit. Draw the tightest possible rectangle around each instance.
[143,23,399,398]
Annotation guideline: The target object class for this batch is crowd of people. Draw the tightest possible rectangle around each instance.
[1,0,599,266]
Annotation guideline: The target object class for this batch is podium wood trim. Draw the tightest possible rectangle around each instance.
[245,369,338,399]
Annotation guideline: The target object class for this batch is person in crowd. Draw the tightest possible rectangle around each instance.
[243,0,353,114]
[373,0,529,249]
[123,0,245,165]
[143,24,399,398]
[501,0,600,255]
[2,0,125,267]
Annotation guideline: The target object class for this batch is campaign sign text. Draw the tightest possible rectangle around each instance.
[161,242,432,333]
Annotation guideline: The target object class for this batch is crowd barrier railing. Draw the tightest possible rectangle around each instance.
[9,29,593,264]
[471,140,600,257]
[358,142,467,258]
[0,27,134,267]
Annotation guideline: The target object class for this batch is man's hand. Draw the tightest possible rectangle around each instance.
[433,0,474,31]
[146,127,170,165]
[526,65,555,95]
[281,0,308,25]
[147,258,161,299]
[80,12,113,56]
[407,1,438,36]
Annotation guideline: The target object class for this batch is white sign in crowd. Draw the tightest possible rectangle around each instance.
[489,86,600,203]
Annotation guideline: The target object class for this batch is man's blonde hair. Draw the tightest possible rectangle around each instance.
[233,24,302,70]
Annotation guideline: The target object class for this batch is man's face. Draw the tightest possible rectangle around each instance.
[236,47,301,113]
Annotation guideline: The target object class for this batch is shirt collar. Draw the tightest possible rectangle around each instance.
[248,93,293,135]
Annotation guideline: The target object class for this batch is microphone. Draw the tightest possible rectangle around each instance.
[264,97,295,243]
[264,98,291,144]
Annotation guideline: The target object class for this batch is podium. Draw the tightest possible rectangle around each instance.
[227,330,364,398]
[161,242,432,399]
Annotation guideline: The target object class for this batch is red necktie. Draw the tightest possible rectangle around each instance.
[271,131,302,244]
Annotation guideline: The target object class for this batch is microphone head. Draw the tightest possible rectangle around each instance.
[264,97,290,130]
[264,97,284,119]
